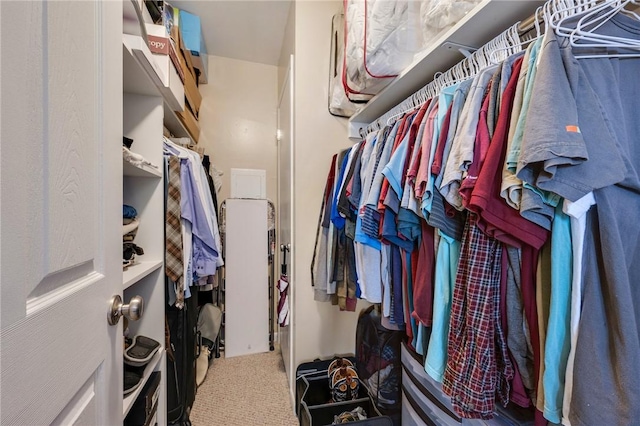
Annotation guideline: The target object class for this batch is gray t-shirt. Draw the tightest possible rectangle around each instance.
[518,15,640,426]
[441,65,497,210]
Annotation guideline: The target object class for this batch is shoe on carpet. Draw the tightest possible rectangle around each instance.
[196,345,211,387]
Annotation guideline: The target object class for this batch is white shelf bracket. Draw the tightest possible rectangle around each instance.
[441,41,478,58]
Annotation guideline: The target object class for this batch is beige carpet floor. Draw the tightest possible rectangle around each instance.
[190,347,298,426]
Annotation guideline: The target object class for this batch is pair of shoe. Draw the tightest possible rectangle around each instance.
[195,345,211,387]
[328,358,360,402]
[124,365,144,396]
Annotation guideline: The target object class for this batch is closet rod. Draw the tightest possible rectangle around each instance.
[364,25,519,136]
[518,7,544,35]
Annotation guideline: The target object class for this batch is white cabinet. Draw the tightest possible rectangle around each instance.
[224,199,270,358]
[121,33,175,424]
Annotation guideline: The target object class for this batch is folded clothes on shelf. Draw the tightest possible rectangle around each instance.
[123,146,160,171]
[123,218,140,235]
[124,242,145,261]
[123,204,138,219]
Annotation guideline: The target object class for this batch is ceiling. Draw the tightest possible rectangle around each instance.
[170,0,292,66]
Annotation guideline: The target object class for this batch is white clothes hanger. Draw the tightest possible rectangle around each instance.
[550,0,640,57]
[550,0,640,43]
[489,13,543,65]
[571,0,640,47]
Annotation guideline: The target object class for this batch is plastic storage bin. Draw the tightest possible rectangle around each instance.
[300,396,393,426]
[296,356,394,425]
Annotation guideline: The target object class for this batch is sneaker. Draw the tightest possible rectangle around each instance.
[195,345,211,387]
[330,366,359,402]
[123,366,144,396]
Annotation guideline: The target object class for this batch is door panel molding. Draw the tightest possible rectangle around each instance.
[0,284,105,425]
[27,268,103,316]
[51,375,97,426]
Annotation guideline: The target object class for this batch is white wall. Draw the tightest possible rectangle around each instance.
[278,1,295,93]
[198,56,278,204]
[292,0,368,368]
[277,2,296,391]
[197,1,366,375]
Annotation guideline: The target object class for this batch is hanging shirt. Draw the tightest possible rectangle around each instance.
[180,159,220,278]
[442,216,513,419]
[164,141,223,286]
[560,192,594,426]
[435,78,473,185]
[468,58,548,419]
[340,143,365,227]
[424,230,461,382]
[354,130,385,302]
[312,154,338,300]
[362,123,399,241]
[384,104,430,248]
[518,19,640,426]
[405,99,433,216]
[355,131,382,249]
[486,65,502,139]
[467,57,548,251]
[434,80,475,242]
[515,39,562,231]
[542,204,572,424]
[503,245,535,408]
[458,80,492,208]
[401,102,430,217]
[377,113,416,243]
[421,83,459,218]
[440,65,497,210]
[501,39,541,211]
[414,101,440,200]
[426,103,467,241]
[327,150,346,295]
[330,149,352,230]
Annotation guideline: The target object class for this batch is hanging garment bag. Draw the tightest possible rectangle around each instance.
[355,305,403,416]
[329,13,361,117]
[342,0,389,102]
[166,285,199,425]
[342,0,424,102]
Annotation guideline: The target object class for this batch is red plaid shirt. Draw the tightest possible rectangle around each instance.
[442,215,514,419]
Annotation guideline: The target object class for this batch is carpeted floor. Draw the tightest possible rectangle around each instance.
[190,347,298,425]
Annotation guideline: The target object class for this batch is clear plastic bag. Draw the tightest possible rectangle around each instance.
[420,0,482,46]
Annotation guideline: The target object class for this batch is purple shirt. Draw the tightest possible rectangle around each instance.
[181,159,220,277]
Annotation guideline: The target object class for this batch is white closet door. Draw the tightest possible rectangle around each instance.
[0,1,122,425]
[225,199,270,357]
[277,55,295,387]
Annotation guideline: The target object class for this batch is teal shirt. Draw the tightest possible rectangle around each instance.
[424,231,461,381]
[542,204,573,423]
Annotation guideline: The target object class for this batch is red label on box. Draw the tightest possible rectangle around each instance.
[148,35,169,55]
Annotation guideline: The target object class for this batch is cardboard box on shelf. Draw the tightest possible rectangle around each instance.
[183,68,201,118]
[173,31,201,117]
[174,30,196,82]
[148,32,184,83]
[176,104,200,143]
[162,1,180,45]
[155,2,202,116]
[144,23,184,112]
[179,9,209,84]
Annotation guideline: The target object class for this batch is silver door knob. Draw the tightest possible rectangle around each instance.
[108,294,144,325]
